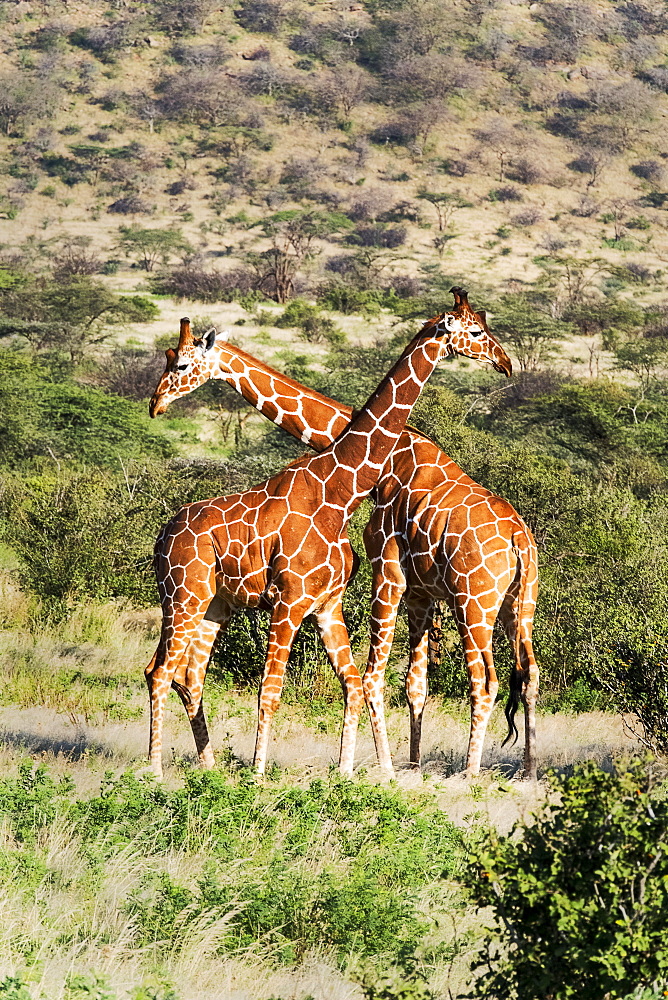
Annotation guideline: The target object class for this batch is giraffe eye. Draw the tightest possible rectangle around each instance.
[176,363,189,372]
[469,327,483,337]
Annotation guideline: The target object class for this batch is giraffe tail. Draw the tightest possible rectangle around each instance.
[502,531,530,748]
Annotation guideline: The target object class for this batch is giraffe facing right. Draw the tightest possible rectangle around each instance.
[150,289,539,779]
[146,306,512,778]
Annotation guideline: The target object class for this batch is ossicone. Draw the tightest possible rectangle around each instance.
[449,286,469,307]
[178,316,194,348]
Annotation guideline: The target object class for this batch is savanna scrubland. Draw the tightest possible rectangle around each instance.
[2,0,668,997]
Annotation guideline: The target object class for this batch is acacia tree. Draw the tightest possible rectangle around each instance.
[0,75,57,136]
[319,64,370,117]
[157,70,247,127]
[245,211,343,303]
[0,276,158,361]
[417,190,469,231]
[152,0,222,35]
[534,0,603,60]
[535,254,612,315]
[67,144,112,187]
[490,293,571,370]
[613,337,668,413]
[116,226,191,272]
[473,117,527,182]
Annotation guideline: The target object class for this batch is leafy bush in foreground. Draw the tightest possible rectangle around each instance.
[0,764,462,971]
[467,757,668,999]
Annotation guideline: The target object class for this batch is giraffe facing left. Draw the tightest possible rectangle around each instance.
[145,313,512,778]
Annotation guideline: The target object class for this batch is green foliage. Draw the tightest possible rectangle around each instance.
[0,761,73,844]
[64,974,116,1000]
[0,462,228,610]
[0,275,158,360]
[275,298,346,346]
[487,292,572,371]
[40,153,89,186]
[0,978,34,1000]
[360,967,433,1000]
[116,772,459,963]
[0,973,179,1000]
[605,640,668,755]
[0,763,461,972]
[317,284,385,315]
[0,354,171,469]
[467,757,668,999]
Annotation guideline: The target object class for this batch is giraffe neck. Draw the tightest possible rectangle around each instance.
[307,330,445,516]
[211,342,351,449]
[207,340,465,497]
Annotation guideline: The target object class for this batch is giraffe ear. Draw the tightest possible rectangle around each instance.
[202,327,218,352]
[478,309,487,323]
[443,313,457,331]
[165,347,176,365]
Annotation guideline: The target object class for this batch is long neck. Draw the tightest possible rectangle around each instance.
[212,342,351,450]
[307,331,443,517]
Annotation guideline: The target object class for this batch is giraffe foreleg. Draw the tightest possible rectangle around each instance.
[253,606,303,776]
[363,580,405,779]
[314,599,364,778]
[145,630,191,780]
[405,602,432,769]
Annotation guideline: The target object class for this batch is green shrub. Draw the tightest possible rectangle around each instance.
[0,463,229,611]
[467,757,668,999]
[604,639,668,755]
[0,354,171,470]
[0,761,73,845]
[0,977,34,1000]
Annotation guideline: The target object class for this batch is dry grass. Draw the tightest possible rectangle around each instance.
[0,693,637,1000]
[0,583,643,1000]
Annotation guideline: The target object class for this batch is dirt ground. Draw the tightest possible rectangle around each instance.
[0,696,639,831]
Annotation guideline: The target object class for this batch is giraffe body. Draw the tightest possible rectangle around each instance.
[362,434,538,778]
[146,302,513,778]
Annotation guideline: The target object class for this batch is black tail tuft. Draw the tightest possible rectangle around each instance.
[502,662,521,748]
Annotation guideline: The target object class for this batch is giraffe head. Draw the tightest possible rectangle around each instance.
[149,317,223,417]
[425,287,512,376]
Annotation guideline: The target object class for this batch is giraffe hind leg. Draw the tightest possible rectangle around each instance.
[460,623,498,778]
[171,618,227,770]
[499,590,539,781]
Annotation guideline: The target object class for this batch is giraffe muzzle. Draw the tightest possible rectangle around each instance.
[149,391,167,417]
[492,355,513,377]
